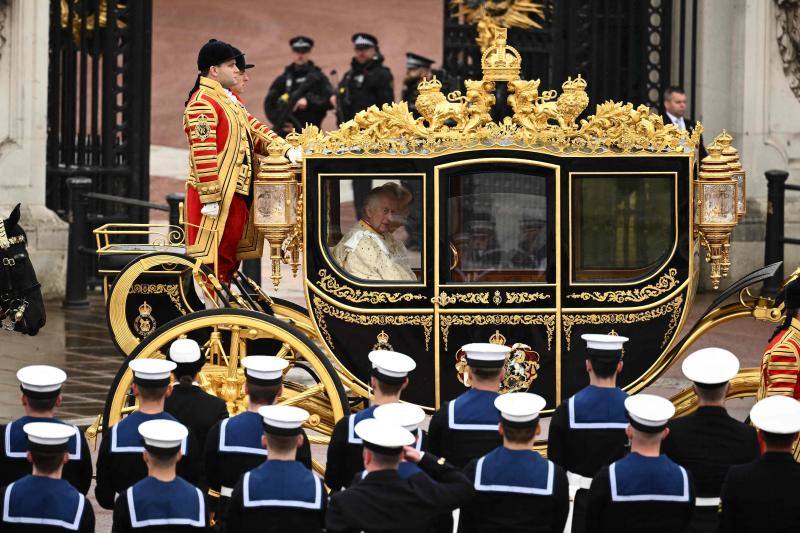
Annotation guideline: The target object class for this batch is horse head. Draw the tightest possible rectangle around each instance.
[1,204,45,335]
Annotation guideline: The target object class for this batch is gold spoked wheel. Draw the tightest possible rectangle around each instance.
[98,308,348,474]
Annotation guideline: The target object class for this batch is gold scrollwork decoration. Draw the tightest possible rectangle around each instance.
[129,283,187,316]
[312,296,432,350]
[433,290,490,306]
[439,313,555,351]
[316,269,425,304]
[505,291,550,304]
[561,295,684,352]
[567,268,680,304]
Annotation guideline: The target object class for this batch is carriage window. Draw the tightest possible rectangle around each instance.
[573,174,674,282]
[447,170,550,283]
[323,176,423,282]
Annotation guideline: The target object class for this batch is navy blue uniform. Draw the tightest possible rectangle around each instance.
[112,476,209,532]
[325,405,377,491]
[719,451,800,533]
[1,416,93,494]
[204,410,312,522]
[0,475,94,532]
[95,411,201,510]
[226,460,327,532]
[586,452,695,533]
[460,446,569,532]
[662,405,759,533]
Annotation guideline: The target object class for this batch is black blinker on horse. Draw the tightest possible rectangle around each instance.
[1,204,46,335]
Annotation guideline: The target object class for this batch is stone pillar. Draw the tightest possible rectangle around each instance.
[0,0,68,299]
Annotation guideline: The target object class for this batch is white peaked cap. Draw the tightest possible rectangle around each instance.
[624,394,675,429]
[128,359,176,381]
[495,392,547,423]
[23,422,75,447]
[138,419,188,450]
[368,350,416,378]
[17,365,67,393]
[354,418,415,449]
[461,343,511,367]
[581,334,629,351]
[241,356,289,383]
[750,395,800,434]
[373,402,426,432]
[169,338,202,363]
[258,405,310,431]
[681,347,740,385]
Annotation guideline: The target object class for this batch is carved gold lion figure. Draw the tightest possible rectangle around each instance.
[508,79,561,131]
[415,88,466,131]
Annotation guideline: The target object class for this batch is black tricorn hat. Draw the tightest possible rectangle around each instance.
[197,39,237,71]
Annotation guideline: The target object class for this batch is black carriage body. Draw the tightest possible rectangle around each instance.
[304,149,694,411]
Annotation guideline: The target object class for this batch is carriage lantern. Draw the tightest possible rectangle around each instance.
[715,130,747,221]
[253,140,301,289]
[694,141,739,289]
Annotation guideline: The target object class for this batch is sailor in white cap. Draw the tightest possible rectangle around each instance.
[719,395,800,532]
[205,355,312,528]
[226,405,326,532]
[459,392,569,532]
[164,339,228,464]
[547,333,630,533]
[0,365,92,495]
[325,349,416,491]
[585,394,695,533]
[96,358,201,510]
[661,348,758,533]
[0,422,95,532]
[112,419,208,532]
[326,418,472,532]
[428,343,510,468]
[369,402,427,479]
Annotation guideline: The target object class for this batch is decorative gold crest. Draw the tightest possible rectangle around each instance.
[195,114,210,141]
[454,330,541,392]
[133,300,156,337]
[373,330,394,351]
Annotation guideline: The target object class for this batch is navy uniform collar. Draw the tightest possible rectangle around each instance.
[610,453,690,502]
[568,385,628,429]
[244,460,323,509]
[219,411,267,456]
[5,415,81,460]
[448,389,500,431]
[127,477,205,528]
[347,405,378,444]
[111,411,184,454]
[3,476,85,531]
[474,446,554,495]
[762,451,797,463]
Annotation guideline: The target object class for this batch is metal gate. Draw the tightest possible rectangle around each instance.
[443,0,697,114]
[46,0,152,223]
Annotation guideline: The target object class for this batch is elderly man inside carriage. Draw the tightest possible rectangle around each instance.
[331,182,418,281]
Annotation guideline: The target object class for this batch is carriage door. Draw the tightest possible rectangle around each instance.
[434,158,560,410]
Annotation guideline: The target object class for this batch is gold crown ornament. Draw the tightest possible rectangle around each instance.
[480,28,521,82]
[417,76,443,94]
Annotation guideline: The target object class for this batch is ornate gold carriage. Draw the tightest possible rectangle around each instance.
[90,29,781,466]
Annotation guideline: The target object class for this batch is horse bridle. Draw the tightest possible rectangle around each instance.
[0,222,38,331]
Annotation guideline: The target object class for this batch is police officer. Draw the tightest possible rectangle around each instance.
[370,402,427,479]
[0,365,92,494]
[427,343,509,467]
[112,419,209,532]
[0,422,95,532]
[337,32,394,215]
[586,394,695,533]
[326,418,473,532]
[165,339,229,460]
[226,405,327,532]
[662,348,759,532]
[547,334,630,532]
[95,359,201,510]
[719,395,800,532]
[204,356,312,526]
[460,392,569,532]
[264,36,333,136]
[325,349,417,491]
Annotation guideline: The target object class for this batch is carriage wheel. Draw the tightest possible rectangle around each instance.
[99,308,349,474]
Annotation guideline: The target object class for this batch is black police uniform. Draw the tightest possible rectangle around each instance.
[0,475,95,532]
[325,452,473,533]
[586,452,696,533]
[112,476,209,533]
[204,410,312,522]
[0,415,93,494]
[95,411,202,510]
[460,446,569,533]
[661,405,759,532]
[719,451,800,532]
[164,382,228,462]
[264,61,333,134]
[547,385,629,532]
[226,459,327,533]
[426,388,503,468]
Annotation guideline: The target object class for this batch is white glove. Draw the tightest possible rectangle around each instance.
[201,202,220,218]
[287,146,303,165]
